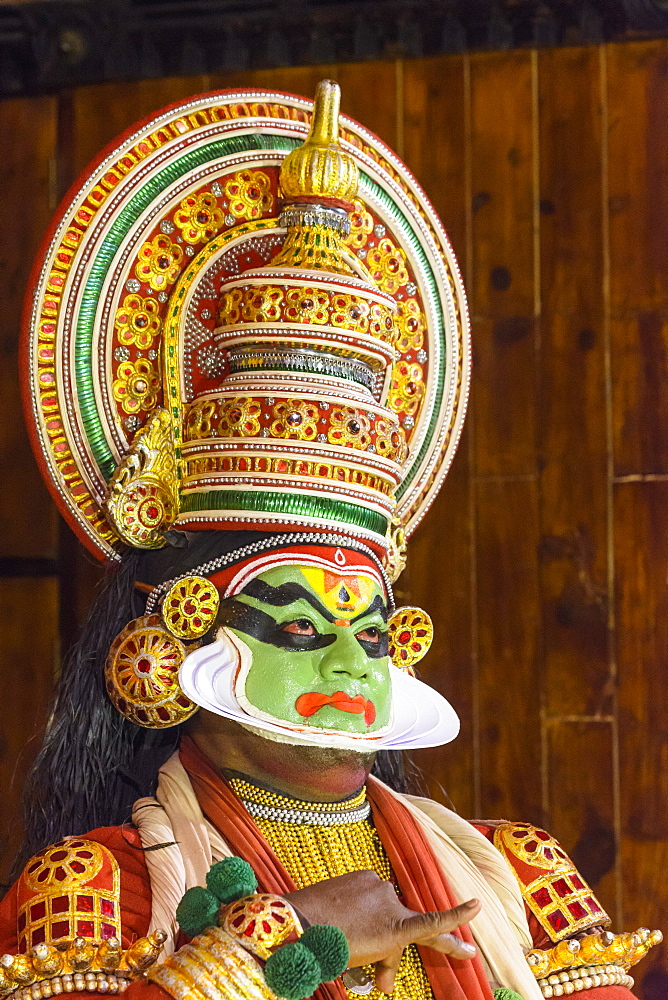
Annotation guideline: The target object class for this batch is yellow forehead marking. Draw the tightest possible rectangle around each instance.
[300,567,378,619]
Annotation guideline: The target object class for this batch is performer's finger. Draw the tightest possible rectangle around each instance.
[374,949,403,995]
[423,931,477,960]
[399,899,480,953]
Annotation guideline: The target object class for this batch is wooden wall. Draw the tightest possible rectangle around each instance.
[1,42,666,997]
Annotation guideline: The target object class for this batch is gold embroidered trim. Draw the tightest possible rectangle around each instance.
[526,926,663,979]
[18,840,121,954]
[0,932,166,998]
[493,822,609,942]
[7,971,130,1000]
[149,926,274,1000]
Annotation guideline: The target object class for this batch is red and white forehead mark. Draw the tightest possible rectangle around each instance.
[222,548,386,600]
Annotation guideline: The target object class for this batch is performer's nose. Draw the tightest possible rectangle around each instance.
[317,629,369,680]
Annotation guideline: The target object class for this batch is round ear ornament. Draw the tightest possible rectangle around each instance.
[161,575,220,640]
[388,607,434,673]
[105,614,199,728]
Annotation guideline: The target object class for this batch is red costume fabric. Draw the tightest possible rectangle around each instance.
[0,740,634,1000]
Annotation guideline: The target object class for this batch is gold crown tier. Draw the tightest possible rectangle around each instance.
[23,78,470,566]
[175,228,406,544]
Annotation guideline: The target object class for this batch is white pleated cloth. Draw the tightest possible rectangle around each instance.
[132,752,542,1000]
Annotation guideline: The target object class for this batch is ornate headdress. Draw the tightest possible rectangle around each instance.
[22,80,470,748]
[23,80,469,579]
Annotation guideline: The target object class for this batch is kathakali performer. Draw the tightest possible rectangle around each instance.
[2,79,660,1000]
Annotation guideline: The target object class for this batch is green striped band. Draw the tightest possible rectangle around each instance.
[358,174,446,501]
[75,131,447,510]
[76,134,298,481]
[179,489,388,536]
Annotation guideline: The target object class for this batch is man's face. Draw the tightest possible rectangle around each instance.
[215,564,392,734]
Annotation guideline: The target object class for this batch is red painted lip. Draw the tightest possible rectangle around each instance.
[295,691,376,726]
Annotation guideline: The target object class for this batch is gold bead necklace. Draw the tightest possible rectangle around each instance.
[229,778,433,1000]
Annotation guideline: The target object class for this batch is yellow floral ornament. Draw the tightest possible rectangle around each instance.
[270,399,319,440]
[389,360,425,416]
[113,358,160,415]
[330,293,371,331]
[161,575,220,640]
[174,192,224,244]
[115,294,162,350]
[185,399,217,440]
[284,286,329,324]
[395,298,425,353]
[135,234,184,291]
[224,169,273,220]
[346,200,374,250]
[242,286,283,323]
[375,416,408,463]
[367,238,410,295]
[219,397,262,437]
[218,287,244,326]
[327,407,371,450]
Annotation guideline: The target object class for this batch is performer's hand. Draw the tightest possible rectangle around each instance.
[285,870,481,994]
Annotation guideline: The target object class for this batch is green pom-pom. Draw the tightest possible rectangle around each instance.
[176,886,220,937]
[264,942,321,1000]
[206,857,258,904]
[300,925,349,982]
[493,990,525,1000]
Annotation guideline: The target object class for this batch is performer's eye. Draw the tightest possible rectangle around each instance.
[356,626,380,643]
[282,619,316,636]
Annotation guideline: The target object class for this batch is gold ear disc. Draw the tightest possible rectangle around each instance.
[105,615,198,728]
[161,575,220,639]
[388,607,434,672]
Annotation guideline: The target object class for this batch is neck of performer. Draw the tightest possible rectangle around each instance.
[187,711,375,804]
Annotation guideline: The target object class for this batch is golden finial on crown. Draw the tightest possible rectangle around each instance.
[273,80,364,276]
[280,79,359,205]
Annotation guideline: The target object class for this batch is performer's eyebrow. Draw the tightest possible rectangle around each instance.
[351,594,388,624]
[241,579,336,622]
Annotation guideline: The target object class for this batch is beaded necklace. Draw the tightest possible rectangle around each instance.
[229,777,434,1000]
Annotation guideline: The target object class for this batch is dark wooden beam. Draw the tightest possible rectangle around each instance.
[0,0,667,98]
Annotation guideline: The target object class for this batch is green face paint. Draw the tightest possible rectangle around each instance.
[216,564,392,734]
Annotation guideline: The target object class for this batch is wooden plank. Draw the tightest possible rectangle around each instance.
[69,63,397,209]
[547,720,617,924]
[67,75,212,182]
[0,96,59,559]
[610,313,668,478]
[469,51,536,478]
[402,55,467,270]
[210,61,398,151]
[407,430,474,819]
[607,42,668,479]
[0,578,58,882]
[615,480,668,987]
[536,46,610,717]
[607,41,668,319]
[476,478,542,824]
[398,55,473,814]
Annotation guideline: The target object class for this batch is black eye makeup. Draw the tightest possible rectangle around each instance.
[218,596,389,656]
[355,626,389,658]
[217,600,335,651]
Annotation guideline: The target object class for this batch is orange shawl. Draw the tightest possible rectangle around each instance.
[179,737,493,1000]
